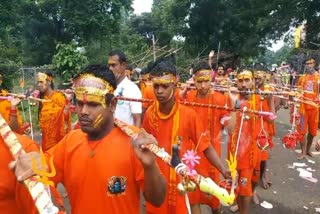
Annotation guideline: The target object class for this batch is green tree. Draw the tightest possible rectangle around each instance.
[20,0,133,65]
[52,42,88,83]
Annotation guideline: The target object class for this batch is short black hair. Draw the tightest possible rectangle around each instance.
[140,67,148,75]
[193,61,211,74]
[217,64,225,70]
[151,60,177,76]
[237,66,253,75]
[108,50,127,63]
[304,57,317,64]
[74,64,117,105]
[254,63,268,72]
[127,64,133,71]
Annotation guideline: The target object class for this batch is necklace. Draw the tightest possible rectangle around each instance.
[88,139,103,158]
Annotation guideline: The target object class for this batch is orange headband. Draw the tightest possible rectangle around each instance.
[237,70,253,80]
[74,73,115,108]
[194,69,212,82]
[152,73,177,84]
[37,72,53,82]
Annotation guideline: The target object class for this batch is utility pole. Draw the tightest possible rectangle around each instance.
[152,34,156,62]
[216,41,221,65]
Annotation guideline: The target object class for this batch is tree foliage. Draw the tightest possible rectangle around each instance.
[1,0,320,83]
[151,0,320,61]
[52,42,88,82]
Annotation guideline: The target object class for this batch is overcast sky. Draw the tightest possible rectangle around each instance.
[132,0,153,14]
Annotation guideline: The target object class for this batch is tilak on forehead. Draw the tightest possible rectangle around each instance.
[194,69,212,82]
[237,70,253,80]
[37,72,53,82]
[74,73,115,108]
[108,59,118,65]
[152,72,177,84]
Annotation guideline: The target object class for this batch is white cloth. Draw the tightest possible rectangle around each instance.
[114,77,142,125]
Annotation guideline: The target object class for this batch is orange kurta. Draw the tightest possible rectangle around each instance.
[228,99,260,196]
[297,73,319,136]
[39,91,67,151]
[183,90,229,207]
[229,99,259,170]
[258,85,276,161]
[0,90,23,131]
[142,82,156,109]
[47,127,144,214]
[0,134,38,214]
[143,101,209,214]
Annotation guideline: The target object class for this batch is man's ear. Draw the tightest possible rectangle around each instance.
[109,97,118,112]
[121,62,127,70]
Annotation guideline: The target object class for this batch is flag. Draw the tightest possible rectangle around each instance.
[294,26,301,48]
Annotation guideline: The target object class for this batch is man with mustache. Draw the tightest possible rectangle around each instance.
[37,71,70,151]
[179,61,230,214]
[296,58,319,159]
[253,66,276,190]
[10,65,166,213]
[108,50,142,127]
[228,68,260,214]
[143,60,230,214]
[214,64,228,87]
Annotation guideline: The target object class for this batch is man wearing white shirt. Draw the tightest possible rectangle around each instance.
[108,50,142,127]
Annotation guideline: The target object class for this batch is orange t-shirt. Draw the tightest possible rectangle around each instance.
[0,134,38,214]
[260,85,276,137]
[298,73,319,110]
[47,127,144,214]
[40,91,67,151]
[185,90,229,174]
[143,101,209,214]
[142,82,156,109]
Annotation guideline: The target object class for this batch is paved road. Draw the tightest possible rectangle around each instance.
[55,109,320,214]
[215,109,320,214]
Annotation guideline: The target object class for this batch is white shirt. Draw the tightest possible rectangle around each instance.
[114,77,142,125]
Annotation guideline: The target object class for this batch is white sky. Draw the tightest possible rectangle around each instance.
[132,0,153,14]
[270,40,285,52]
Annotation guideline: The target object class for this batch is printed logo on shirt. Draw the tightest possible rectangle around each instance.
[240,177,248,186]
[304,81,314,92]
[117,88,125,105]
[107,176,127,196]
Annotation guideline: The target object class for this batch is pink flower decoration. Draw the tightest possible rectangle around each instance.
[268,113,277,120]
[182,150,200,176]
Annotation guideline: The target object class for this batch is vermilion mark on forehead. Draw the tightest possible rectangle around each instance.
[82,94,88,103]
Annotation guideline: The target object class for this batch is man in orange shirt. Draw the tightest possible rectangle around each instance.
[0,74,23,132]
[228,68,260,214]
[253,68,275,190]
[297,58,319,159]
[143,60,230,214]
[11,65,166,214]
[139,68,155,111]
[0,133,38,214]
[37,71,70,151]
[180,61,230,213]
[214,64,228,87]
